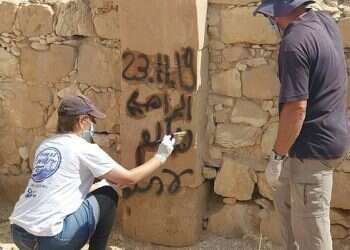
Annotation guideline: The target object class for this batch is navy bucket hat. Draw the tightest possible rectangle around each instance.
[254,0,315,17]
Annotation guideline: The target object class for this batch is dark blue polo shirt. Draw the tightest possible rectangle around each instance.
[278,10,350,159]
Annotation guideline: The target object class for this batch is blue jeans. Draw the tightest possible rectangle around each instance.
[11,186,118,250]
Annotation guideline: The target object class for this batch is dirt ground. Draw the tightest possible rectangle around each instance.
[0,202,281,250]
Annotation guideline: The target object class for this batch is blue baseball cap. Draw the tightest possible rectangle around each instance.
[254,0,315,17]
[58,95,106,119]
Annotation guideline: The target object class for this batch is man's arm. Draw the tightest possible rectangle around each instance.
[273,100,307,156]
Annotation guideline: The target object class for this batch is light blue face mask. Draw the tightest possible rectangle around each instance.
[267,17,282,35]
[81,122,95,143]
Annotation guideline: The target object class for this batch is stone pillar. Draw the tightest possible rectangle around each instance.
[118,0,209,246]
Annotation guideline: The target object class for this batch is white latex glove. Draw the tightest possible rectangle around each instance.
[265,154,284,189]
[155,135,175,164]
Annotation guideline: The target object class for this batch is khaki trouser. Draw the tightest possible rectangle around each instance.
[273,157,342,250]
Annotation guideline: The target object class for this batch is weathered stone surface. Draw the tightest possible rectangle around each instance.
[85,89,120,133]
[20,45,76,83]
[339,18,350,48]
[0,132,20,166]
[260,210,283,245]
[0,2,17,33]
[331,224,348,239]
[257,173,273,200]
[230,99,268,127]
[215,124,261,148]
[211,69,241,97]
[0,48,19,78]
[261,122,279,156]
[94,10,119,39]
[208,203,260,238]
[89,0,117,9]
[119,184,208,246]
[221,7,279,45]
[119,0,207,54]
[77,43,120,88]
[16,4,53,37]
[223,46,250,62]
[242,65,280,99]
[0,175,30,203]
[331,172,350,209]
[202,166,217,179]
[208,94,234,107]
[214,157,256,200]
[0,83,45,129]
[28,85,53,106]
[56,0,95,37]
[331,209,350,228]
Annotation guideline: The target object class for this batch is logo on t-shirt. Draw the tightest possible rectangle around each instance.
[32,147,62,182]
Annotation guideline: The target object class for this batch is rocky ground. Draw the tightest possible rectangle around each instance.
[0,203,282,250]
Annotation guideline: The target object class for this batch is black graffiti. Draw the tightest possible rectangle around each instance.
[127,90,162,118]
[164,95,192,134]
[122,47,196,92]
[122,52,149,81]
[122,168,194,199]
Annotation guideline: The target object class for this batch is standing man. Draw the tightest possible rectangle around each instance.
[254,1,350,249]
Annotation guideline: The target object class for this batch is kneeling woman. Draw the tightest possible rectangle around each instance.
[9,95,175,250]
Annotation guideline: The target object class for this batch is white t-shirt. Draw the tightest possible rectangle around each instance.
[9,134,121,236]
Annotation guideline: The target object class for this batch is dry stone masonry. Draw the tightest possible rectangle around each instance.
[1,0,350,248]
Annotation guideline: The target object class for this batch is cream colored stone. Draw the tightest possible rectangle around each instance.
[16,4,53,37]
[77,42,120,88]
[89,0,117,9]
[20,45,76,83]
[119,184,208,246]
[339,18,350,48]
[257,173,273,200]
[222,46,250,62]
[242,65,280,99]
[119,0,207,54]
[28,85,52,105]
[56,0,95,37]
[211,69,241,97]
[0,2,17,33]
[244,57,267,67]
[0,132,20,166]
[331,172,350,209]
[94,10,119,40]
[209,40,225,50]
[208,203,260,238]
[84,89,120,133]
[18,146,29,160]
[221,7,279,45]
[30,42,49,51]
[215,108,230,123]
[261,122,278,156]
[45,111,57,134]
[208,94,234,106]
[331,224,348,239]
[0,47,19,78]
[260,210,283,245]
[223,198,237,205]
[215,124,261,148]
[57,84,82,98]
[0,83,45,129]
[214,157,256,200]
[230,99,268,127]
[202,166,217,179]
[331,209,350,228]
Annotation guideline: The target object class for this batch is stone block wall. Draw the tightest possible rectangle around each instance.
[0,0,121,203]
[205,0,350,247]
[2,0,350,248]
